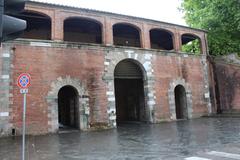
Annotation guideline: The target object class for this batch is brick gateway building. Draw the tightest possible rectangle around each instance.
[0,1,212,136]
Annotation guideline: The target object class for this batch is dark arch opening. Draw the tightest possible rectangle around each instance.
[114,59,145,124]
[150,29,174,50]
[64,17,102,44]
[11,11,51,40]
[58,85,79,130]
[113,23,141,47]
[181,34,201,54]
[174,85,188,119]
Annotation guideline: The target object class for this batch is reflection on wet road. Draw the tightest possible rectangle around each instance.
[1,118,240,160]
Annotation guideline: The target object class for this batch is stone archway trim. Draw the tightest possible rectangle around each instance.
[168,78,193,120]
[103,50,157,127]
[46,76,89,132]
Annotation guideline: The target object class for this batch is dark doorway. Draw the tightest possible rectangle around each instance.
[58,86,79,129]
[174,85,188,119]
[114,59,145,124]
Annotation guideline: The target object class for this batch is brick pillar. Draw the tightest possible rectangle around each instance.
[200,33,208,55]
[142,24,151,49]
[174,31,182,52]
[51,15,55,40]
[53,11,64,41]
[104,17,113,46]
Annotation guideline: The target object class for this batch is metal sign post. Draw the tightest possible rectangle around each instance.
[17,73,31,160]
[21,88,28,160]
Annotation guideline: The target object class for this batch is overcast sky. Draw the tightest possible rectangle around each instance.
[32,0,186,26]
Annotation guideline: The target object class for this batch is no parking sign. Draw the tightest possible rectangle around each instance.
[17,73,31,160]
[17,73,31,90]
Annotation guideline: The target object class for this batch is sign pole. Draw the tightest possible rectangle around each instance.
[17,73,31,160]
[22,91,27,160]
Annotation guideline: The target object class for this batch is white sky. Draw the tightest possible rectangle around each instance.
[32,0,186,26]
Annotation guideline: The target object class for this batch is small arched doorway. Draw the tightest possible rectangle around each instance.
[114,59,145,124]
[174,85,188,119]
[58,85,79,129]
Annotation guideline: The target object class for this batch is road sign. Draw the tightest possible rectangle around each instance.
[20,89,28,94]
[17,73,30,160]
[17,73,31,89]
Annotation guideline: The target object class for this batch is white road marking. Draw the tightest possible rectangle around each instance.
[185,157,211,160]
[207,151,240,159]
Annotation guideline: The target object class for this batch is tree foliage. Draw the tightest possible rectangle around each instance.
[181,39,201,54]
[181,0,240,56]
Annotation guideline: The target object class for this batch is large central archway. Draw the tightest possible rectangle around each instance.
[58,85,79,129]
[114,59,145,124]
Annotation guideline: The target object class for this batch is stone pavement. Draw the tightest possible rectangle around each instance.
[1,117,240,160]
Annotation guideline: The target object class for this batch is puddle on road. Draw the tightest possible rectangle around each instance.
[1,118,240,160]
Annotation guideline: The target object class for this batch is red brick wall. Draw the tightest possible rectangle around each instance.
[154,55,208,120]
[11,44,107,134]
[213,61,240,112]
[8,42,211,135]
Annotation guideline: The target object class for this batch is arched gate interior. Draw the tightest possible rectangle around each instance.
[114,59,145,124]
[174,85,188,119]
[58,85,79,129]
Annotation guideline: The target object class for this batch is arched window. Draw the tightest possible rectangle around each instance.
[113,23,141,48]
[12,11,51,40]
[64,17,102,44]
[150,29,174,50]
[181,34,201,54]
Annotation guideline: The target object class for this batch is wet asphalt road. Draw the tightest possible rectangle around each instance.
[1,118,240,160]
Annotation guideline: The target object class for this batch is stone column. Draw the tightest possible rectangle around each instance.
[79,96,90,130]
[0,44,13,136]
[47,97,59,133]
